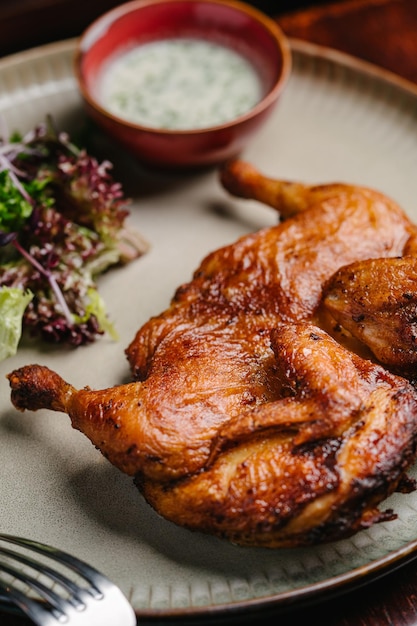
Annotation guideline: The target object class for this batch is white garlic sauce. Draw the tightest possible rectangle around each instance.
[100,38,263,130]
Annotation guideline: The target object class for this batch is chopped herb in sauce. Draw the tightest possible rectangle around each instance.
[100,38,263,130]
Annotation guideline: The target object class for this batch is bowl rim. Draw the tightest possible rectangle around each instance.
[73,0,292,136]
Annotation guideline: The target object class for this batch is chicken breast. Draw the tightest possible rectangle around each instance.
[8,160,417,548]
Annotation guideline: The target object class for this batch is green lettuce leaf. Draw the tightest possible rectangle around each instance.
[73,287,119,341]
[0,287,33,360]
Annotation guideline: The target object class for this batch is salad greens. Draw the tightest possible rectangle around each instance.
[0,117,148,358]
[0,288,33,360]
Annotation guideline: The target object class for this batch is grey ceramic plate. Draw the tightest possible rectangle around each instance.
[1,38,417,623]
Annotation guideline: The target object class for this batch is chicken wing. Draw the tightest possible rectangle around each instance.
[7,160,417,548]
[323,256,417,375]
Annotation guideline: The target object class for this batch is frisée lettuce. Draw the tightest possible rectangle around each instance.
[0,117,148,357]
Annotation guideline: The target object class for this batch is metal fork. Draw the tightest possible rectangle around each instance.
[0,534,137,625]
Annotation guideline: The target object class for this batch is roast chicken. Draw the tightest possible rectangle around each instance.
[8,159,417,548]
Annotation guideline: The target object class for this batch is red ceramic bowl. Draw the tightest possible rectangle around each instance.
[74,0,291,169]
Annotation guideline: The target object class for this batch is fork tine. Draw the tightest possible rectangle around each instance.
[0,544,86,608]
[0,559,69,624]
[0,535,103,601]
[0,577,59,626]
[0,534,137,626]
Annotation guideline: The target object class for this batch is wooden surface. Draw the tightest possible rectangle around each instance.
[1,1,417,625]
[277,0,417,84]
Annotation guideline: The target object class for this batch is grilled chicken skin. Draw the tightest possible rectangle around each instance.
[7,160,417,548]
[9,323,417,547]
[323,257,417,375]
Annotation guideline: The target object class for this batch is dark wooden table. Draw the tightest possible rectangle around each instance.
[1,1,417,625]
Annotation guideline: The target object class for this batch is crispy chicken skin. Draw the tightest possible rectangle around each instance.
[323,257,417,375]
[8,159,417,548]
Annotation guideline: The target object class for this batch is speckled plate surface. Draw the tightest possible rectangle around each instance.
[1,38,417,624]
